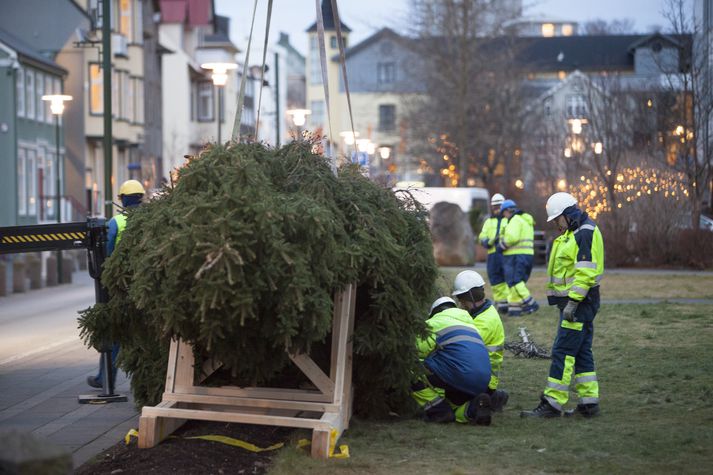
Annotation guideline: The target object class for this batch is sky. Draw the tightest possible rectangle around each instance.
[214,0,682,57]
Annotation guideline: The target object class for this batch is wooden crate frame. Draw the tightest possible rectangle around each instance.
[138,284,357,459]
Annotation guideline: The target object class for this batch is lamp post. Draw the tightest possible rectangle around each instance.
[201,62,238,144]
[42,94,72,284]
[286,108,311,139]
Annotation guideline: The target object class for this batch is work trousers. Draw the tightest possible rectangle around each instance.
[486,252,509,307]
[503,254,534,312]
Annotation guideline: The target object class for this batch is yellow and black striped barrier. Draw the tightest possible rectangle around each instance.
[0,222,90,255]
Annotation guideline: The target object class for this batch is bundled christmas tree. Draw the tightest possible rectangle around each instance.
[79,141,438,417]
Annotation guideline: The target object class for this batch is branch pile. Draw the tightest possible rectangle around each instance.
[79,142,438,417]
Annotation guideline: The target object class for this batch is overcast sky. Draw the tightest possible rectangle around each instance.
[215,0,682,57]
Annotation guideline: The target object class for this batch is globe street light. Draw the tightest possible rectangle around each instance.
[42,94,72,284]
[201,62,238,144]
[286,108,311,139]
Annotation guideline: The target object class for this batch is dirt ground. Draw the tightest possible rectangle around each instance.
[75,421,294,475]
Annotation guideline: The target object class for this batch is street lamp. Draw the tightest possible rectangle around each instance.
[42,94,72,284]
[378,146,392,160]
[286,108,311,139]
[201,62,238,144]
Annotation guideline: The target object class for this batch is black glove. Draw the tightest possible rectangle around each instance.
[497,242,507,252]
[563,300,579,322]
[480,238,490,249]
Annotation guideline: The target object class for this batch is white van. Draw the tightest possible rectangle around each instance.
[394,186,490,215]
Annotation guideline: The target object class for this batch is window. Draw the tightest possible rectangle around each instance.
[89,64,103,114]
[54,78,62,125]
[133,77,144,124]
[197,81,214,121]
[133,0,143,43]
[310,100,324,127]
[377,62,396,84]
[16,68,25,117]
[378,104,396,131]
[44,76,54,123]
[112,70,120,118]
[566,94,588,118]
[542,23,555,37]
[118,0,133,40]
[330,35,337,49]
[45,149,56,219]
[122,71,131,120]
[27,149,38,216]
[18,148,27,216]
[561,24,573,36]
[26,70,35,120]
[36,73,45,123]
[310,58,322,85]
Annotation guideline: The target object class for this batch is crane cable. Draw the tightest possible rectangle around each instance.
[254,0,274,139]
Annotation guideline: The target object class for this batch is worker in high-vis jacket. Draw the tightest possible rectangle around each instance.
[521,192,603,418]
[479,193,509,314]
[411,297,493,426]
[86,179,146,389]
[498,199,539,316]
[451,270,508,412]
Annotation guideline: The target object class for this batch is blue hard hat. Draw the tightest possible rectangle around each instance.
[500,199,517,211]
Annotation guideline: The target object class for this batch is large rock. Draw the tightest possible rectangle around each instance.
[430,201,475,266]
[0,430,72,474]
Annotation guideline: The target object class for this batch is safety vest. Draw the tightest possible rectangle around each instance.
[501,212,534,256]
[113,214,128,247]
[546,218,604,302]
[479,216,508,255]
[416,307,491,396]
[470,301,504,389]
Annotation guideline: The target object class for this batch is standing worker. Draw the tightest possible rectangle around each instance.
[499,199,539,316]
[452,270,508,411]
[479,193,509,314]
[411,297,493,426]
[86,179,146,389]
[521,192,603,418]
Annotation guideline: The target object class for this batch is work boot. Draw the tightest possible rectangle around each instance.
[565,403,600,418]
[520,397,562,418]
[423,400,455,423]
[467,393,492,426]
[490,389,509,412]
[524,300,540,314]
[508,308,522,317]
[86,376,102,389]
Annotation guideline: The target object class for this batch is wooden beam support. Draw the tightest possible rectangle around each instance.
[161,392,338,412]
[289,353,334,398]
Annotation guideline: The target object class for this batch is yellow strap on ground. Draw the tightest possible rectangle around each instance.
[297,428,350,459]
[123,428,283,452]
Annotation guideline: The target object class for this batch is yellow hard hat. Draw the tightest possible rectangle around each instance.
[118,179,146,197]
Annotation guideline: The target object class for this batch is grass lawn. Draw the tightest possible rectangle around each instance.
[437,269,713,302]
[268,298,713,474]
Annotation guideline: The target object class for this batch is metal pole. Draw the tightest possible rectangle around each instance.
[217,85,222,144]
[102,0,113,219]
[55,114,63,284]
[274,51,280,147]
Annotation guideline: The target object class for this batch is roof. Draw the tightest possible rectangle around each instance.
[306,0,351,33]
[0,28,66,75]
[334,27,408,60]
[202,15,239,53]
[159,0,211,26]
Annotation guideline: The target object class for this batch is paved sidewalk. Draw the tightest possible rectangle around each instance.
[0,271,139,469]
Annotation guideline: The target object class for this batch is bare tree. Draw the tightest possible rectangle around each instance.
[404,0,524,190]
[656,0,713,228]
[582,18,636,35]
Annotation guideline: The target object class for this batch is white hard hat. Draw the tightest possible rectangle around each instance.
[546,192,578,222]
[452,270,486,297]
[430,296,457,316]
[490,193,505,206]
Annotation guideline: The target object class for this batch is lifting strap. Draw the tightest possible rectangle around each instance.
[254,0,274,139]
[315,0,336,174]
[330,0,356,154]
[231,0,260,141]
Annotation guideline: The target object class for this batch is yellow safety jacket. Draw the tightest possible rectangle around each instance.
[501,212,534,256]
[470,301,505,390]
[479,216,508,255]
[546,217,604,302]
[114,214,127,246]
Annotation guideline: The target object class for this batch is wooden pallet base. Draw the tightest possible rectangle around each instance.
[138,284,356,459]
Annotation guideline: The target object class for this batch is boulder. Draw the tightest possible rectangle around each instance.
[430,201,475,266]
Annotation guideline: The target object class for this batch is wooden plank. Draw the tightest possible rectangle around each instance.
[331,285,354,406]
[329,289,345,381]
[142,406,324,430]
[172,385,331,402]
[138,401,185,448]
[311,411,343,459]
[164,339,180,393]
[342,285,356,429]
[162,391,337,412]
[289,353,334,398]
[198,357,223,383]
[174,339,195,388]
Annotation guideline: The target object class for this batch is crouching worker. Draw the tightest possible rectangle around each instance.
[411,297,493,426]
[451,270,508,412]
